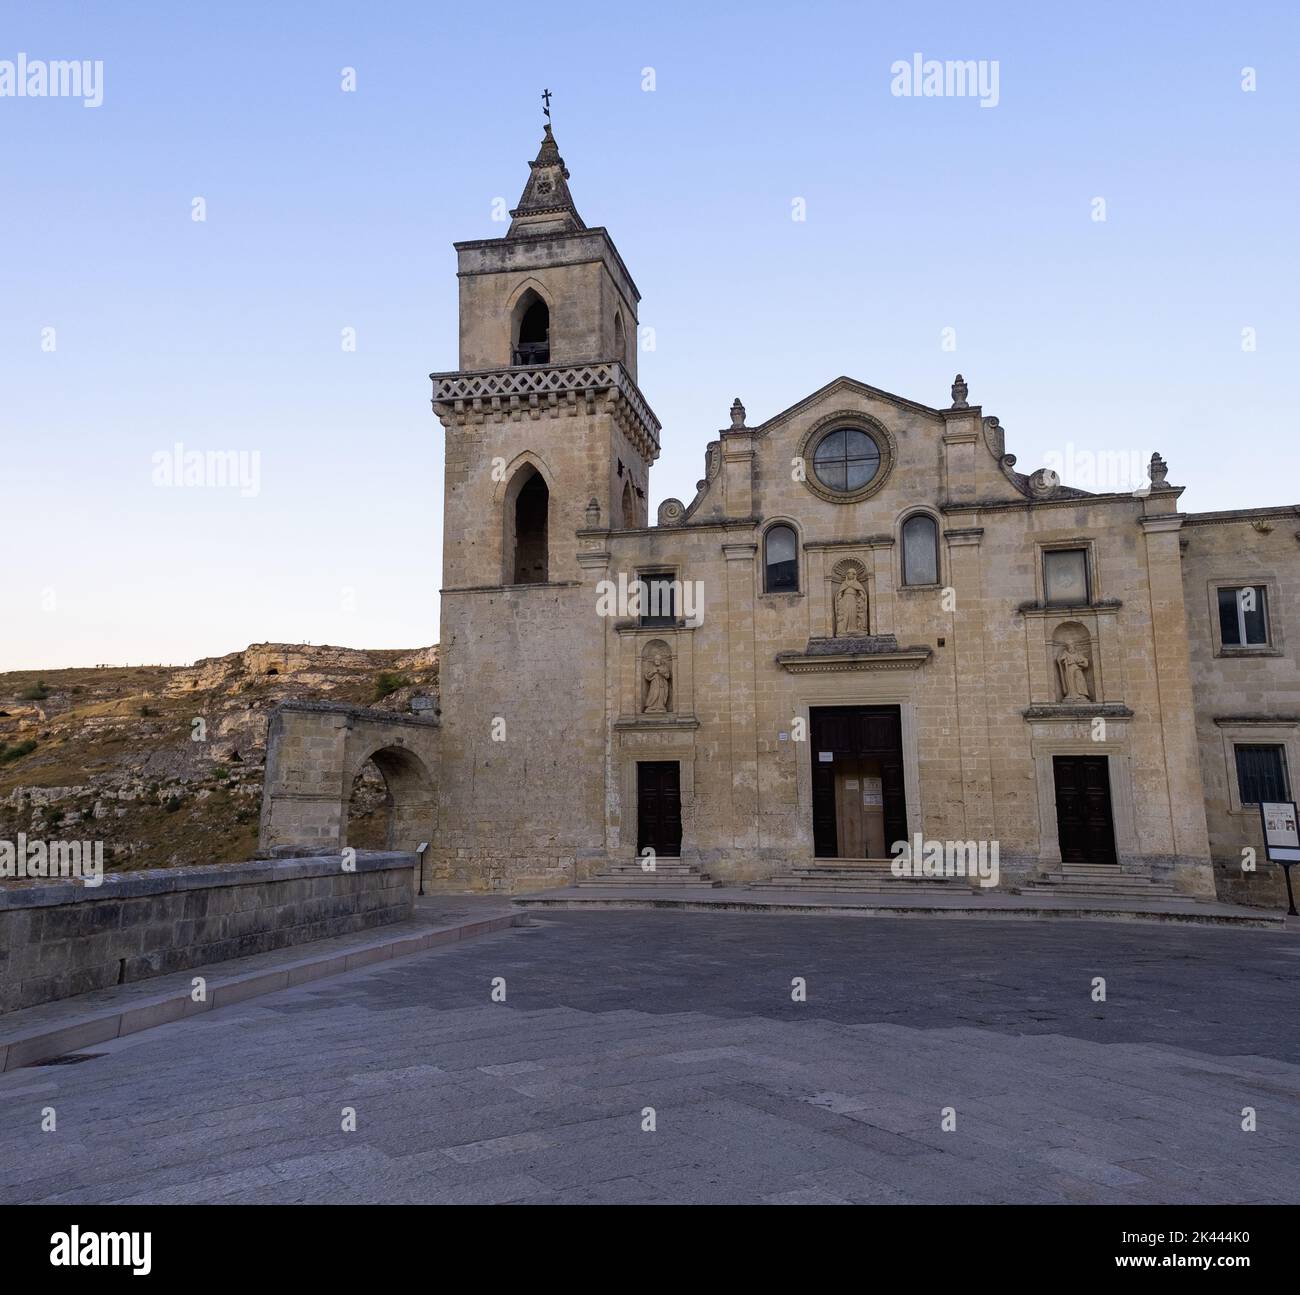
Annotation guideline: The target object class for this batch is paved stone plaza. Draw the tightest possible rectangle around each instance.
[2,911,1297,1204]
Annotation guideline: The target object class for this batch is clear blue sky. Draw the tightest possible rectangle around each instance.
[2,0,1296,669]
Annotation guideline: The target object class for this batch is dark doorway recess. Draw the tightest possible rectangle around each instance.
[810,706,906,858]
[1053,755,1117,865]
[637,761,682,858]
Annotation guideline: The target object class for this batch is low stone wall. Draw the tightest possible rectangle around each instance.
[0,852,416,1014]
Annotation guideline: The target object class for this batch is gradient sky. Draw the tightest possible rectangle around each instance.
[2,0,1296,669]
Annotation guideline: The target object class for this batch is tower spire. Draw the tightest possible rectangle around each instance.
[507,101,584,238]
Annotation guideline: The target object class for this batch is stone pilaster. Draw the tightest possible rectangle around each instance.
[943,524,994,843]
[723,540,759,849]
[1139,505,1214,892]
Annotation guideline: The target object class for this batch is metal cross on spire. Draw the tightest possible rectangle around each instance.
[542,88,552,122]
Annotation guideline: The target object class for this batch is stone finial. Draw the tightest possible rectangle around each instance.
[584,497,601,527]
[1148,451,1169,490]
[729,398,747,429]
[951,374,969,409]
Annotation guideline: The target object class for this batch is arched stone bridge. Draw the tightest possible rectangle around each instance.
[259,702,440,871]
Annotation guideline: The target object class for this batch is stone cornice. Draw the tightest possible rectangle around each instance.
[1212,715,1300,726]
[938,492,1172,515]
[431,361,661,463]
[441,580,583,595]
[776,637,932,673]
[776,650,932,674]
[1139,513,1186,535]
[1023,703,1133,721]
[1183,505,1300,528]
[613,620,699,635]
[803,534,895,551]
[275,701,440,729]
[452,225,642,303]
[1016,599,1122,618]
[613,715,701,731]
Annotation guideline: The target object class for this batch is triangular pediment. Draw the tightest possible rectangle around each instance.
[750,376,956,439]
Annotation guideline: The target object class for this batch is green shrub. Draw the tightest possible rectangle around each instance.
[372,672,412,701]
[18,682,50,701]
[0,739,37,764]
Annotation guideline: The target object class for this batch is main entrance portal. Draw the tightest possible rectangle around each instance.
[810,706,907,858]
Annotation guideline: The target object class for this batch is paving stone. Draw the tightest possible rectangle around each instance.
[1,911,1296,1204]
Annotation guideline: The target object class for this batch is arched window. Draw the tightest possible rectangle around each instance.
[614,313,627,365]
[506,466,549,583]
[513,293,550,366]
[901,514,939,586]
[621,479,635,528]
[764,524,799,593]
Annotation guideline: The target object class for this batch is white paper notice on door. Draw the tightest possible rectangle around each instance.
[818,751,834,762]
[862,775,883,807]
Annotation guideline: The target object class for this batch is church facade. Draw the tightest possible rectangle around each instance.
[408,126,1297,905]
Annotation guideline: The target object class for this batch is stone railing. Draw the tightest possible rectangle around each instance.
[0,851,416,1014]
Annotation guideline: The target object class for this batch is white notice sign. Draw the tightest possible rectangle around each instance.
[818,751,834,763]
[1260,801,1300,862]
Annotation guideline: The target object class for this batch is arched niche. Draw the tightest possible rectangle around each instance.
[1051,620,1095,702]
[640,638,674,714]
[828,558,870,638]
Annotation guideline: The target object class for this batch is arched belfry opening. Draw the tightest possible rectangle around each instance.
[621,479,635,528]
[512,290,550,366]
[614,311,627,365]
[504,464,549,584]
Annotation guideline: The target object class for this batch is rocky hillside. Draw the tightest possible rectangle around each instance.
[0,643,438,877]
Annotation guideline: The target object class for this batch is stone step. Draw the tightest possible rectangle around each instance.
[598,865,702,875]
[1037,871,1171,885]
[1037,884,1177,898]
[578,870,721,887]
[758,882,972,891]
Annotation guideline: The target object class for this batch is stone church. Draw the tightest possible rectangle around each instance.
[261,123,1300,907]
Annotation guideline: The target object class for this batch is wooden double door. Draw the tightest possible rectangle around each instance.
[636,761,682,857]
[811,706,907,858]
[1052,755,1117,865]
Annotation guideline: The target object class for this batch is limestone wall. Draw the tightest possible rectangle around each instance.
[0,852,416,1014]
[1182,509,1300,907]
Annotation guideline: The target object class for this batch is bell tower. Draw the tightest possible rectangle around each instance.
[433,120,660,591]
[428,113,661,891]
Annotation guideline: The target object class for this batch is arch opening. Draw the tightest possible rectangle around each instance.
[504,465,549,584]
[901,513,939,586]
[345,744,435,852]
[513,291,550,366]
[764,524,799,593]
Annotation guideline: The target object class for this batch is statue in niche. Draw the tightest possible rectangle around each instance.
[834,570,868,637]
[642,649,672,714]
[1056,644,1092,702]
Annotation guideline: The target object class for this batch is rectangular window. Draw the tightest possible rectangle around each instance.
[1043,548,1090,607]
[1217,586,1269,647]
[639,573,678,627]
[1235,744,1289,804]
